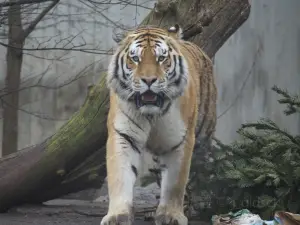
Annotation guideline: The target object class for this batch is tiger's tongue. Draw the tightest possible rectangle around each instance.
[141,92,157,102]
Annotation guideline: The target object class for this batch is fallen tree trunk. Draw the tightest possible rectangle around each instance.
[0,79,109,212]
[0,0,251,213]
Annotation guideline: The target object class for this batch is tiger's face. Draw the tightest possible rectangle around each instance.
[107,25,188,115]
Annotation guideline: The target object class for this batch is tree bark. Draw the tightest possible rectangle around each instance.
[2,0,24,156]
[1,0,59,156]
[0,0,251,213]
[0,78,109,212]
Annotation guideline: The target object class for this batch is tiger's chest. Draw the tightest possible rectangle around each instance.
[146,107,186,155]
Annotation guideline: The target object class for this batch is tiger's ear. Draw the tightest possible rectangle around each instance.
[167,24,183,39]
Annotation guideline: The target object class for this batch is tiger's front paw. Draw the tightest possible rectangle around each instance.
[155,205,188,225]
[100,205,134,225]
[100,212,133,225]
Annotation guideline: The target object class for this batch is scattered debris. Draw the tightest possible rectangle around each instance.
[212,209,300,225]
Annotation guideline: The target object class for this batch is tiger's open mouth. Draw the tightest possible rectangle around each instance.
[135,91,164,108]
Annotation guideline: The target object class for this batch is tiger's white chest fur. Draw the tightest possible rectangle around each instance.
[117,99,186,154]
[146,105,186,155]
[115,99,187,181]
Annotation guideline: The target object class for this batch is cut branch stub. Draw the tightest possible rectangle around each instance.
[182,7,215,40]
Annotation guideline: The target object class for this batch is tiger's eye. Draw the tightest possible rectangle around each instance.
[158,56,165,62]
[131,56,139,62]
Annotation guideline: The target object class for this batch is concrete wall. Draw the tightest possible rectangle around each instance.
[0,0,299,156]
[214,0,300,143]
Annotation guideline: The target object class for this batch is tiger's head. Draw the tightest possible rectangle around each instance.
[107,24,189,115]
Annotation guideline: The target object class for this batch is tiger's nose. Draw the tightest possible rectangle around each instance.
[141,77,157,87]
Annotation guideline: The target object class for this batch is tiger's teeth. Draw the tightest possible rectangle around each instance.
[141,95,157,101]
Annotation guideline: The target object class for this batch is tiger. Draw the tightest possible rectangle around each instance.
[101,24,217,225]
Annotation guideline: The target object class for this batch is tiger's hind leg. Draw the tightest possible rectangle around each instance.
[155,133,195,225]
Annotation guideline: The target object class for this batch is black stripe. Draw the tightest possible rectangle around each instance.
[161,102,172,116]
[120,56,127,80]
[119,80,128,89]
[173,56,184,86]
[148,34,164,39]
[174,75,181,86]
[149,168,161,174]
[150,38,163,43]
[134,27,167,36]
[113,52,129,90]
[120,108,144,131]
[114,52,120,79]
[135,33,165,40]
[117,54,130,89]
[131,165,138,177]
[170,131,187,152]
[134,35,145,40]
[135,38,147,43]
[168,55,177,80]
[178,56,184,74]
[168,70,176,80]
[115,128,141,153]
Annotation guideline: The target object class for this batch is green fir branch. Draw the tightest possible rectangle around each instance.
[188,86,300,218]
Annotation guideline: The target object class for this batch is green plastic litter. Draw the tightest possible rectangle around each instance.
[211,209,252,224]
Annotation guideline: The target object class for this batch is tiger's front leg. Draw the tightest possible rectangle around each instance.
[100,123,147,225]
[155,133,195,225]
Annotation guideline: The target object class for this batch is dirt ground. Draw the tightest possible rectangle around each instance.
[0,200,206,225]
[0,211,154,225]
[0,200,149,225]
